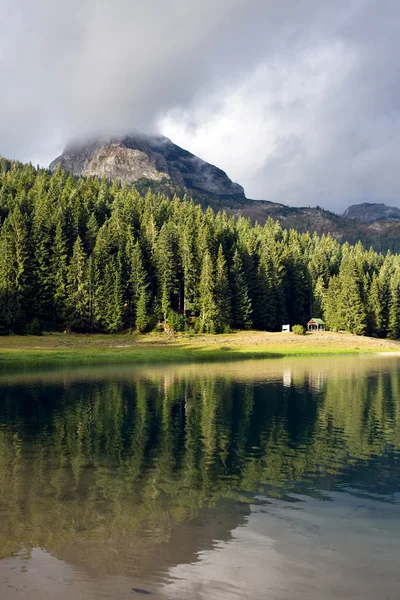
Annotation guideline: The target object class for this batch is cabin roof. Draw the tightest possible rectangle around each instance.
[307,318,325,325]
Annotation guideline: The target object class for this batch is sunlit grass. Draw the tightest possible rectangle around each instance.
[0,330,399,369]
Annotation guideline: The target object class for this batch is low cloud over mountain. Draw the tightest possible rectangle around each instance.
[2,1,400,210]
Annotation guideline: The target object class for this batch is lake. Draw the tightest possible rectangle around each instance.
[0,355,400,599]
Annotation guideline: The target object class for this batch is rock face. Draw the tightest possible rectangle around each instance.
[343,202,400,223]
[49,134,245,199]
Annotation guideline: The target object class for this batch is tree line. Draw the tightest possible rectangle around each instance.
[1,157,400,337]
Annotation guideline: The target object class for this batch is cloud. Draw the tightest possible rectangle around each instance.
[0,0,268,163]
[1,1,400,210]
[160,41,359,207]
[161,2,400,210]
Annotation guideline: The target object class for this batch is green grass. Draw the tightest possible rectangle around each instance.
[0,330,399,371]
[0,344,280,368]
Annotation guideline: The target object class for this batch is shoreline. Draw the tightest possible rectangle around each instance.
[0,331,400,369]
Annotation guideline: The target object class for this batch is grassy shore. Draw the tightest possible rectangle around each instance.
[0,330,399,369]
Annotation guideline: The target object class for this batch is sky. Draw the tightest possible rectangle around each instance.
[1,0,400,211]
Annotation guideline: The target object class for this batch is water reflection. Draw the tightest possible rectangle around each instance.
[0,356,400,597]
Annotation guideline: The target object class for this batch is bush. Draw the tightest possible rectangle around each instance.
[167,311,185,332]
[292,324,306,336]
[194,318,204,334]
[194,319,216,334]
[27,318,43,336]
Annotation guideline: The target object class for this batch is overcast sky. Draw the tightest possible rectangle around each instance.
[1,0,400,211]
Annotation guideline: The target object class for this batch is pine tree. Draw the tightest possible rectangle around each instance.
[155,223,179,321]
[312,276,325,319]
[92,224,112,331]
[9,207,31,331]
[253,246,277,330]
[340,274,367,335]
[85,212,99,254]
[65,237,90,331]
[324,276,342,331]
[199,250,217,332]
[0,220,15,332]
[388,278,400,340]
[230,249,252,329]
[214,245,231,332]
[103,253,124,333]
[285,232,310,325]
[32,186,56,328]
[180,224,199,313]
[52,219,69,326]
[136,288,149,332]
[128,240,149,331]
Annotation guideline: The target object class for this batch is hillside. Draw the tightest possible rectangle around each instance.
[193,195,400,253]
[49,135,400,253]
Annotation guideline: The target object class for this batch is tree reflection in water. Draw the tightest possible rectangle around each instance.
[0,357,399,577]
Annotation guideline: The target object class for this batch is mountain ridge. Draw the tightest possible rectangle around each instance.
[46,134,400,253]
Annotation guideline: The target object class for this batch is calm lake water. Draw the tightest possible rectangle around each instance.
[0,355,400,599]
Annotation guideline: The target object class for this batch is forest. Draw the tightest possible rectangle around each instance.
[1,157,400,338]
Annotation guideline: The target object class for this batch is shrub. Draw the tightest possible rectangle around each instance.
[167,311,185,332]
[194,319,216,334]
[194,319,204,334]
[27,318,43,336]
[292,324,306,336]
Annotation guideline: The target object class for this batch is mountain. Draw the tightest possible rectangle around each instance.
[48,134,400,253]
[198,196,400,253]
[49,134,245,199]
[343,202,400,223]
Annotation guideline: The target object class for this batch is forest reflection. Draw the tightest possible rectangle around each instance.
[0,357,399,576]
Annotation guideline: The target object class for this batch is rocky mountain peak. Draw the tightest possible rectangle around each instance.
[49,134,245,199]
[343,202,400,223]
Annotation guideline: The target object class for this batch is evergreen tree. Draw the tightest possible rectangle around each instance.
[65,237,90,331]
[230,249,252,329]
[180,224,199,313]
[388,278,400,340]
[85,212,99,254]
[0,220,15,332]
[103,254,124,333]
[312,276,325,319]
[136,288,149,332]
[155,222,179,321]
[128,239,150,331]
[324,276,342,331]
[339,274,367,335]
[199,250,217,332]
[31,173,56,321]
[214,245,231,332]
[253,247,277,330]
[52,219,69,325]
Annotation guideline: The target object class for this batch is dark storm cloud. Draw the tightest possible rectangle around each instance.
[1,0,400,210]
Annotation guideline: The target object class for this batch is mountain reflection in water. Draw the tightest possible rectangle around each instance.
[0,356,399,599]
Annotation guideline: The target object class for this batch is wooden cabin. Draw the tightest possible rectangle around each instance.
[307,318,325,332]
